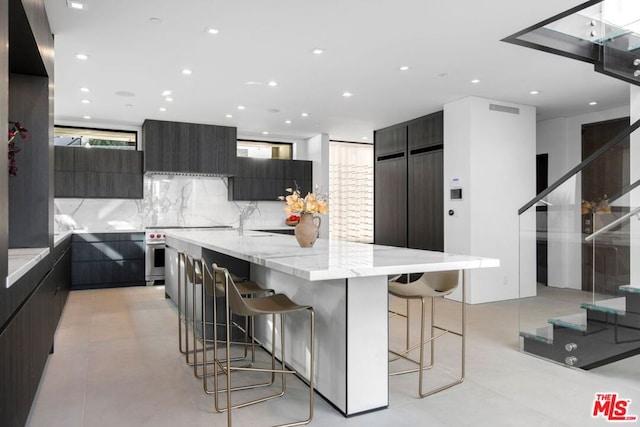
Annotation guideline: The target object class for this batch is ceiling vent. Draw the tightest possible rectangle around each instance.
[489,104,520,115]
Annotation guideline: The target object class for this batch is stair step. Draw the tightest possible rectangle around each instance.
[519,325,553,344]
[548,312,586,332]
[580,297,626,316]
[620,285,640,294]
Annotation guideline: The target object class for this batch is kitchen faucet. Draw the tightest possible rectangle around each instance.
[238,202,259,236]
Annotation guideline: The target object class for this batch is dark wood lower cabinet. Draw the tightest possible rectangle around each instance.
[71,233,145,289]
[374,155,407,247]
[0,240,71,427]
[408,149,443,251]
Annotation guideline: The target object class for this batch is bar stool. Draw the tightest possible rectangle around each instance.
[388,270,464,398]
[198,261,274,393]
[177,251,200,366]
[212,264,315,427]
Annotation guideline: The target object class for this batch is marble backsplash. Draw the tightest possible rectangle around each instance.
[54,175,288,232]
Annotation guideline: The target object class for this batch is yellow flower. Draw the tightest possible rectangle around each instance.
[279,186,329,216]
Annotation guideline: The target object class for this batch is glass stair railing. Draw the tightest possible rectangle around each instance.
[518,117,640,369]
[503,0,640,86]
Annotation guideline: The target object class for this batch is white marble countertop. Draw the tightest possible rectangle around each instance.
[7,247,50,288]
[54,230,74,246]
[165,229,500,281]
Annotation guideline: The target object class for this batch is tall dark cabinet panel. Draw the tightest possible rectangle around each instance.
[408,150,443,251]
[374,110,444,251]
[374,156,408,247]
[1,1,64,424]
[142,119,237,175]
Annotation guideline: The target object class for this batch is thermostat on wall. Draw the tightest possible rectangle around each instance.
[450,188,463,200]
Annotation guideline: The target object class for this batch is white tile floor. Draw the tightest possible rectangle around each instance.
[26,285,640,427]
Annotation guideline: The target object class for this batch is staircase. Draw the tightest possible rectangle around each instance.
[507,0,640,369]
[521,285,640,369]
[503,0,640,86]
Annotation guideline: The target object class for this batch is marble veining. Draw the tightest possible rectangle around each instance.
[54,175,287,232]
[165,229,500,281]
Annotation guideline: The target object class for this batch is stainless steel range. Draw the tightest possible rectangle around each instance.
[145,226,232,285]
[145,228,167,284]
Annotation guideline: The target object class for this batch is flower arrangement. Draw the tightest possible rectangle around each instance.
[8,121,28,176]
[278,186,329,216]
[581,196,611,215]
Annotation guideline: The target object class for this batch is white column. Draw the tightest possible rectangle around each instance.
[300,134,331,238]
[444,96,536,303]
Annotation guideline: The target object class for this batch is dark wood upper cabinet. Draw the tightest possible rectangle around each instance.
[228,157,312,201]
[54,147,143,199]
[142,119,237,175]
[374,126,407,157]
[408,111,443,150]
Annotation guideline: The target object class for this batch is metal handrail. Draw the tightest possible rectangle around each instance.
[518,117,640,215]
[584,206,640,241]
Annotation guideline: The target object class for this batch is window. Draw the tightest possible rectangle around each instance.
[237,140,292,159]
[54,126,137,149]
[329,141,374,243]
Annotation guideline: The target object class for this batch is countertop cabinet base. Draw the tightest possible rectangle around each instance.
[0,240,71,427]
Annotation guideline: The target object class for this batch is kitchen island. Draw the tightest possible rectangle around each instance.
[165,229,499,416]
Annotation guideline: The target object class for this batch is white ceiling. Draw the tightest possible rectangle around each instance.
[43,0,631,142]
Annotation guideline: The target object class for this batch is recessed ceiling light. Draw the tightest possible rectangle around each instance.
[182,68,192,75]
[81,99,91,104]
[225,114,233,118]
[268,81,278,87]
[342,91,353,97]
[80,87,90,92]
[262,131,269,135]
[530,90,540,95]
[471,79,480,84]
[589,101,598,106]
[362,136,368,140]
[205,27,219,35]
[285,120,292,124]
[83,115,91,119]
[161,90,172,96]
[125,104,133,107]
[237,105,246,110]
[148,18,162,24]
[165,97,173,102]
[75,53,89,61]
[115,90,135,97]
[67,1,86,10]
[159,107,167,112]
[301,112,309,117]
[399,66,410,71]
[312,48,324,55]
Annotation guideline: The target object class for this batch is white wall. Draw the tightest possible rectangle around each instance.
[444,96,536,304]
[536,105,630,290]
[298,134,331,238]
